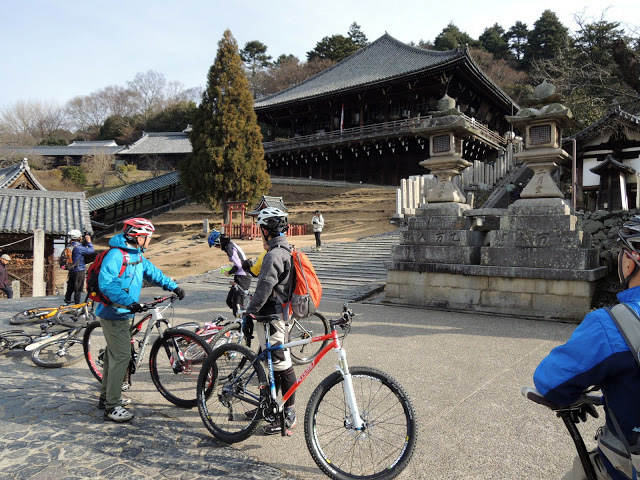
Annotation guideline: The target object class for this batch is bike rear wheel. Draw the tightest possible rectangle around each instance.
[149,329,213,408]
[208,323,244,350]
[83,321,106,382]
[304,366,417,480]
[56,307,95,327]
[197,343,266,443]
[290,312,330,365]
[0,330,31,352]
[30,336,84,368]
[10,307,59,325]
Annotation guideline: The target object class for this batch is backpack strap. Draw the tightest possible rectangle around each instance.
[606,303,640,369]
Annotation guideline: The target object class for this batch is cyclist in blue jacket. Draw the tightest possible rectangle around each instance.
[96,217,185,423]
[533,216,640,480]
[64,229,95,304]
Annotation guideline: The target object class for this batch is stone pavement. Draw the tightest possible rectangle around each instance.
[0,240,599,479]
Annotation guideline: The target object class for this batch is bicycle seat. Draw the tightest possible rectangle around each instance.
[522,386,603,410]
[522,386,560,410]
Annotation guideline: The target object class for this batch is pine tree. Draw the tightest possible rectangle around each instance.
[523,10,570,69]
[179,29,271,212]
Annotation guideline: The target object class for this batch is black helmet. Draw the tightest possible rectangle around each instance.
[257,207,289,235]
[618,215,640,253]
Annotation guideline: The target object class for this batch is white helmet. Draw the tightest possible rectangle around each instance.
[68,229,82,240]
[256,207,289,234]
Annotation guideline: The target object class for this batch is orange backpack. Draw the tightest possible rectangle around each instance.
[286,248,322,319]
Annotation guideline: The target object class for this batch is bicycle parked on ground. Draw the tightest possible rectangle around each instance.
[1,319,87,368]
[196,304,417,480]
[522,386,603,480]
[10,300,93,326]
[83,295,212,408]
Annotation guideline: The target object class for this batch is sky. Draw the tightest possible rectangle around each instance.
[1,0,639,109]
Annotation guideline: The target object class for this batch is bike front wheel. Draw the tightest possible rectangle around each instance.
[56,308,95,327]
[290,312,330,365]
[304,366,417,480]
[149,329,213,408]
[83,321,106,382]
[10,307,59,325]
[197,343,266,443]
[30,337,84,368]
[208,323,245,350]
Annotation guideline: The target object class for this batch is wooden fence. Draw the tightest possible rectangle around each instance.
[221,223,307,239]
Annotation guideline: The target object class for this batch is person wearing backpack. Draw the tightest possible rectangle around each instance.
[208,230,251,316]
[241,207,298,435]
[95,217,185,423]
[63,230,95,305]
[532,216,640,480]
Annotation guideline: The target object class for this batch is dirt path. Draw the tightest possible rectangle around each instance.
[93,184,398,281]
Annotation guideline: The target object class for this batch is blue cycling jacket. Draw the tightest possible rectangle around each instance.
[95,233,177,321]
[534,286,640,480]
[69,241,95,272]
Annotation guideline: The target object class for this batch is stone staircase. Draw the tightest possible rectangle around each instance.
[181,230,401,303]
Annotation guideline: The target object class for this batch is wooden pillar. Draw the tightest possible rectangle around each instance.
[32,229,45,297]
[151,190,156,216]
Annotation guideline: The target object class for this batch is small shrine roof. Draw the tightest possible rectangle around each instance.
[589,154,636,175]
[248,195,288,216]
[0,158,47,190]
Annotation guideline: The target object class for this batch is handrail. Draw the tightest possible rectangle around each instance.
[263,115,505,153]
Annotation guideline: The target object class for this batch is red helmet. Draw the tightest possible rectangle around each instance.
[123,217,155,238]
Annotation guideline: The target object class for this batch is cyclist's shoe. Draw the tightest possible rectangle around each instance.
[104,405,134,423]
[98,397,132,410]
[263,409,296,436]
[121,382,131,392]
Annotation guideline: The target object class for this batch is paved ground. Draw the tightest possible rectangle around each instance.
[0,272,599,479]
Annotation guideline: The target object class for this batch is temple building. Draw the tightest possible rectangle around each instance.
[254,33,519,185]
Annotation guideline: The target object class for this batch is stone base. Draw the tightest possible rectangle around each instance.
[385,269,598,321]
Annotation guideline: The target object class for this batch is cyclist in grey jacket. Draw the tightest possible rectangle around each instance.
[243,207,297,435]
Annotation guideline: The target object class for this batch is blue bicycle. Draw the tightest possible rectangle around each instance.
[196,304,417,480]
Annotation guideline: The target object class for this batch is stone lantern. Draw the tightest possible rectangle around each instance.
[506,81,577,200]
[415,95,472,207]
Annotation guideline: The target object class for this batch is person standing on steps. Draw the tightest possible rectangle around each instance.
[64,230,95,305]
[311,210,324,252]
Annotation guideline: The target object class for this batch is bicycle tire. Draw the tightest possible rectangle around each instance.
[197,343,267,443]
[290,312,330,365]
[149,328,213,408]
[83,320,106,382]
[208,323,245,350]
[10,307,59,325]
[55,307,95,327]
[304,366,417,480]
[30,336,84,368]
[0,330,31,352]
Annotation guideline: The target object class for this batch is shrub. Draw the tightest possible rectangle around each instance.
[60,166,87,187]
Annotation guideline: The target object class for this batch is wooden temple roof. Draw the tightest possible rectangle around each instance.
[568,106,640,146]
[254,33,517,113]
[0,158,47,190]
[589,154,636,175]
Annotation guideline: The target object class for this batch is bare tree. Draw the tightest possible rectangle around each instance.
[81,149,115,192]
[0,100,68,145]
[127,70,167,123]
[66,93,111,139]
[143,154,169,177]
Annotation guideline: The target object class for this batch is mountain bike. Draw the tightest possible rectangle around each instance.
[1,320,86,368]
[10,300,93,326]
[522,386,603,480]
[196,304,417,480]
[83,295,212,408]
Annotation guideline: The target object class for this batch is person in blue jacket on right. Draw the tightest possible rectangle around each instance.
[96,217,185,423]
[533,216,640,480]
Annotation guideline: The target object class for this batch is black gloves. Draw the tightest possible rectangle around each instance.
[242,313,255,346]
[128,303,144,313]
[569,403,599,424]
[173,287,186,300]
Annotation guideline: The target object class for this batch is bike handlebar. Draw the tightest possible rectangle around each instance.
[130,295,177,313]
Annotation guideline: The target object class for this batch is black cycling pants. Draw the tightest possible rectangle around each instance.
[65,270,85,304]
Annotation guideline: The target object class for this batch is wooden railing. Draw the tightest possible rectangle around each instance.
[222,223,307,239]
[263,115,506,154]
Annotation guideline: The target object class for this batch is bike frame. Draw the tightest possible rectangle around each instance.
[257,321,364,430]
[130,299,173,369]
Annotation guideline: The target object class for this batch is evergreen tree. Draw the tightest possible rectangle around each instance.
[433,22,477,51]
[348,22,368,47]
[180,29,270,211]
[478,23,510,60]
[523,10,570,69]
[506,21,529,62]
[307,34,360,62]
[240,40,272,97]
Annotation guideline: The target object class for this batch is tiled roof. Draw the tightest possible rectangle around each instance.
[68,140,119,147]
[0,189,92,235]
[568,106,640,143]
[0,145,123,157]
[118,132,192,155]
[87,171,180,211]
[248,195,288,215]
[0,158,47,190]
[254,33,467,110]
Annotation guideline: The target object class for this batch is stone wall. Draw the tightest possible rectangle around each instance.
[577,209,640,271]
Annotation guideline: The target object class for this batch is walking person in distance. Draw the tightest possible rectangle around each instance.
[64,230,95,305]
[311,210,324,252]
[0,254,13,299]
